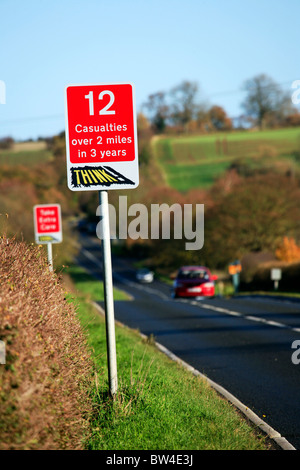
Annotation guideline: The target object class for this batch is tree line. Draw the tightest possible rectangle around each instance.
[142,74,299,133]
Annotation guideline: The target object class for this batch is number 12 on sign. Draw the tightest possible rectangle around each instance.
[85,90,116,116]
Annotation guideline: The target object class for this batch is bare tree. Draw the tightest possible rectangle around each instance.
[143,91,169,133]
[241,74,290,129]
[169,80,199,130]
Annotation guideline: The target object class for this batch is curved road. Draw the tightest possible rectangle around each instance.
[76,233,300,449]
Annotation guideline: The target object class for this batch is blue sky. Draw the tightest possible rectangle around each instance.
[0,0,299,140]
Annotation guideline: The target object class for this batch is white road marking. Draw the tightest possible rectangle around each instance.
[81,247,300,334]
[81,247,169,300]
[199,302,300,334]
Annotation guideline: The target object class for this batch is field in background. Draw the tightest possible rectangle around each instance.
[153,127,300,191]
[0,140,52,165]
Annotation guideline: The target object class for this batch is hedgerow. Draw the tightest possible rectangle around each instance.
[0,236,93,449]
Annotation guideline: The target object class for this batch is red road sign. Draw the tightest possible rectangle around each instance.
[64,83,139,191]
[33,204,62,243]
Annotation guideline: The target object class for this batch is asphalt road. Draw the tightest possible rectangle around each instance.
[76,233,300,449]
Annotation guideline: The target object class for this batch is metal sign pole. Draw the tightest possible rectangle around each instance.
[99,190,118,396]
[47,242,53,271]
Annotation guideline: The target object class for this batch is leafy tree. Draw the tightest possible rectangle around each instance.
[284,112,300,127]
[0,136,14,150]
[203,173,300,268]
[276,236,300,262]
[208,105,232,131]
[137,113,153,166]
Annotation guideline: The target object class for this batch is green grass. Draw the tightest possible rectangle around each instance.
[65,264,273,450]
[154,127,300,191]
[65,264,130,301]
[165,160,230,191]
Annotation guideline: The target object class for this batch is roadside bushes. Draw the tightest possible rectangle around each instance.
[0,236,93,449]
[241,259,300,292]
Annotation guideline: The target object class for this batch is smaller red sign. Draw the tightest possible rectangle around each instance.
[33,204,62,244]
[36,206,60,233]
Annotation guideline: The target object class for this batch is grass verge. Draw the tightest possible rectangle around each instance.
[64,264,274,450]
[65,264,130,301]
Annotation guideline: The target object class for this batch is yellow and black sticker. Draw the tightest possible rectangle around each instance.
[38,235,57,242]
[70,165,135,188]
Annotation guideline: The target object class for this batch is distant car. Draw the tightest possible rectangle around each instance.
[172,266,217,298]
[136,268,154,283]
[77,219,98,235]
[77,218,88,231]
[86,222,98,235]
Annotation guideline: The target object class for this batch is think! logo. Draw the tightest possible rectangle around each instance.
[70,165,135,188]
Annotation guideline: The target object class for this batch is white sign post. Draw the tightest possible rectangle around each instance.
[271,268,282,291]
[64,83,139,396]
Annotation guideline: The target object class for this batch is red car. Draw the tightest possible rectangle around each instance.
[172,266,217,298]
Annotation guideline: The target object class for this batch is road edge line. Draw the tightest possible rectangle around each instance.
[91,301,296,451]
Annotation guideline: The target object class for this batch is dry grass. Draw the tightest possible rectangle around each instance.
[0,236,94,449]
[5,141,47,152]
